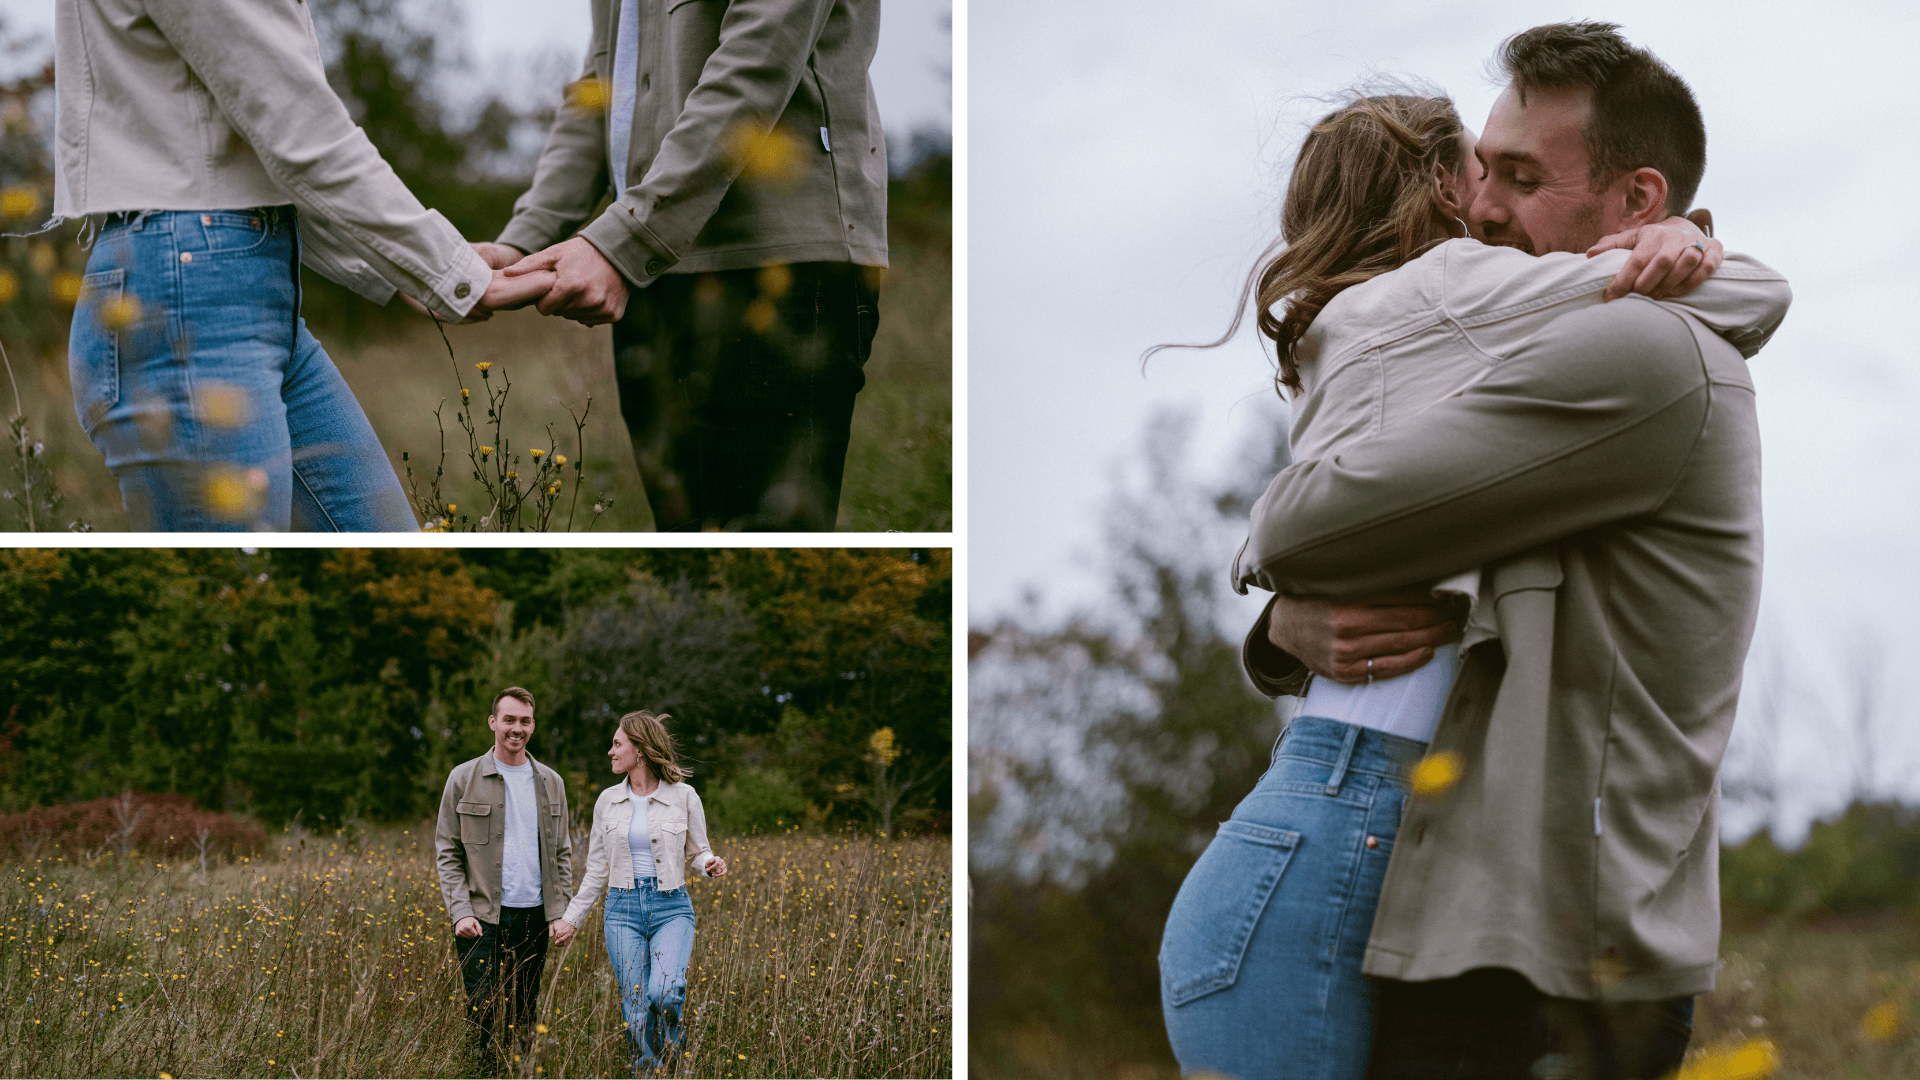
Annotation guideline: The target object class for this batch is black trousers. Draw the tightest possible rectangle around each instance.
[612,261,880,532]
[1365,968,1694,1080]
[453,906,549,1065]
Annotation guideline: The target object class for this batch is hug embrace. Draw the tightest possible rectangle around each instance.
[435,687,728,1078]
[1157,22,1790,1080]
[52,0,885,532]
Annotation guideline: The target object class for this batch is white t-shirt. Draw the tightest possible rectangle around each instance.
[625,781,657,880]
[495,755,542,908]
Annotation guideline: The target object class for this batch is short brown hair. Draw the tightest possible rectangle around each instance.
[1496,22,1706,215]
[490,686,535,716]
[617,710,688,785]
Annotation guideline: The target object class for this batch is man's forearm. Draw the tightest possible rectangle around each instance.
[1242,301,1713,597]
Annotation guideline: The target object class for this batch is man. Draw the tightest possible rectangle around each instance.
[474,0,887,532]
[1237,23,1774,1077]
[435,687,575,1073]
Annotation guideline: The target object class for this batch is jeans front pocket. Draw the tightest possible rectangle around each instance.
[1159,819,1301,1006]
[69,268,126,436]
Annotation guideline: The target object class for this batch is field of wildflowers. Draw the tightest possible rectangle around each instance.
[0,824,952,1078]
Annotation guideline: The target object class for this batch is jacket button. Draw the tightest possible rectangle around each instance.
[455,282,471,299]
[1365,836,1380,849]
[646,259,665,275]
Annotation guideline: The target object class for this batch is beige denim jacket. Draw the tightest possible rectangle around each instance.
[496,0,887,287]
[53,0,492,321]
[1241,291,1776,1001]
[434,753,575,927]
[562,779,716,926]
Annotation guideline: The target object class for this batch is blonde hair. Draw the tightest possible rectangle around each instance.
[618,710,688,785]
[1150,89,1469,395]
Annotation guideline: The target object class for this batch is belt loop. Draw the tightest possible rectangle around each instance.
[1269,724,1289,767]
[1324,723,1362,796]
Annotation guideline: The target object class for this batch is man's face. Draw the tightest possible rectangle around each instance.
[1469,84,1616,255]
[489,696,535,759]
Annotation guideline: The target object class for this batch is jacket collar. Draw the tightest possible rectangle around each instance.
[478,750,540,777]
[610,777,670,804]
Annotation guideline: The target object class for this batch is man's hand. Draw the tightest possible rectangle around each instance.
[549,918,576,946]
[1586,212,1724,302]
[1267,587,1463,685]
[454,916,483,939]
[503,237,630,326]
[705,857,728,878]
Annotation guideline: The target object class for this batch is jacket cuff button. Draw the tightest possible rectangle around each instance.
[455,282,471,299]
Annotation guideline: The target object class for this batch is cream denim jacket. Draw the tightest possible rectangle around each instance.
[53,0,491,321]
[496,0,887,287]
[563,778,716,926]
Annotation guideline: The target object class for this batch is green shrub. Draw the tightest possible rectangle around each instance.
[706,767,813,836]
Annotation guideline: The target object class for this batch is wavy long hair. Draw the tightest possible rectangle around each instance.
[618,710,689,786]
[1156,89,1470,395]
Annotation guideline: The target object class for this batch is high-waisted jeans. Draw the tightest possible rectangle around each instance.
[604,879,697,1076]
[68,207,416,531]
[1160,717,1426,1080]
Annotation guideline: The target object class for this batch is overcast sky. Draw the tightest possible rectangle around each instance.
[0,0,950,140]
[970,0,1920,839]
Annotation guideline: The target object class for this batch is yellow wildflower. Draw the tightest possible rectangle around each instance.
[1409,751,1463,798]
[0,187,39,219]
[530,448,545,458]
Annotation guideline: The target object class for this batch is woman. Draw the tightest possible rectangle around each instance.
[1155,91,1790,1080]
[558,710,727,1076]
[53,0,550,530]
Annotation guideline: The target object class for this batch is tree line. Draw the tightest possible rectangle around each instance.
[0,548,951,836]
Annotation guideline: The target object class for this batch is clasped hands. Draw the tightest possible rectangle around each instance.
[409,238,631,325]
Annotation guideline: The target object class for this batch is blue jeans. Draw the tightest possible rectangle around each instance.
[605,879,696,1076]
[68,207,416,531]
[1160,717,1426,1080]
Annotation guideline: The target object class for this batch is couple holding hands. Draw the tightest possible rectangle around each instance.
[435,689,730,1077]
[53,0,885,532]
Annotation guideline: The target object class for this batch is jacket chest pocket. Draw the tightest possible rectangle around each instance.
[657,821,687,860]
[457,801,492,845]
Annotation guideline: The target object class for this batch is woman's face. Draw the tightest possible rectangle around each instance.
[609,728,639,775]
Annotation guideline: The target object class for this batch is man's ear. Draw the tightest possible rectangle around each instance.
[1618,167,1671,228]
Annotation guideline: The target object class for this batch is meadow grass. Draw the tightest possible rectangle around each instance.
[0,826,952,1078]
[3,237,949,532]
[970,916,1920,1080]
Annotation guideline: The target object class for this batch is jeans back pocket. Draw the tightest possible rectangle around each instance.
[1160,819,1301,1007]
[69,268,126,435]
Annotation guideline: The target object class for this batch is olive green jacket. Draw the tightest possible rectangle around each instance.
[1240,296,1766,1001]
[495,0,888,286]
[434,752,575,927]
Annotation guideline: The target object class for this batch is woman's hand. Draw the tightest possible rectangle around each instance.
[706,857,728,878]
[1586,212,1724,302]
[549,918,577,946]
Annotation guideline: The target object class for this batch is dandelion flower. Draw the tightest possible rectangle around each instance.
[475,362,493,372]
[555,454,568,466]
[479,446,494,456]
[530,448,545,458]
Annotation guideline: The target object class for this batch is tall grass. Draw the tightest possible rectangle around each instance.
[0,825,952,1078]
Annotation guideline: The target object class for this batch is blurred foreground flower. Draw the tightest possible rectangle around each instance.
[195,383,254,429]
[0,270,16,305]
[1675,1038,1776,1080]
[1409,751,1463,798]
[99,294,143,330]
[203,466,268,521]
[1861,996,1903,1042]
[0,186,39,219]
[51,273,84,306]
[565,77,611,114]
[726,123,806,185]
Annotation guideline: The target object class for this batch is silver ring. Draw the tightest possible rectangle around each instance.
[1367,658,1374,687]
[1690,241,1706,253]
